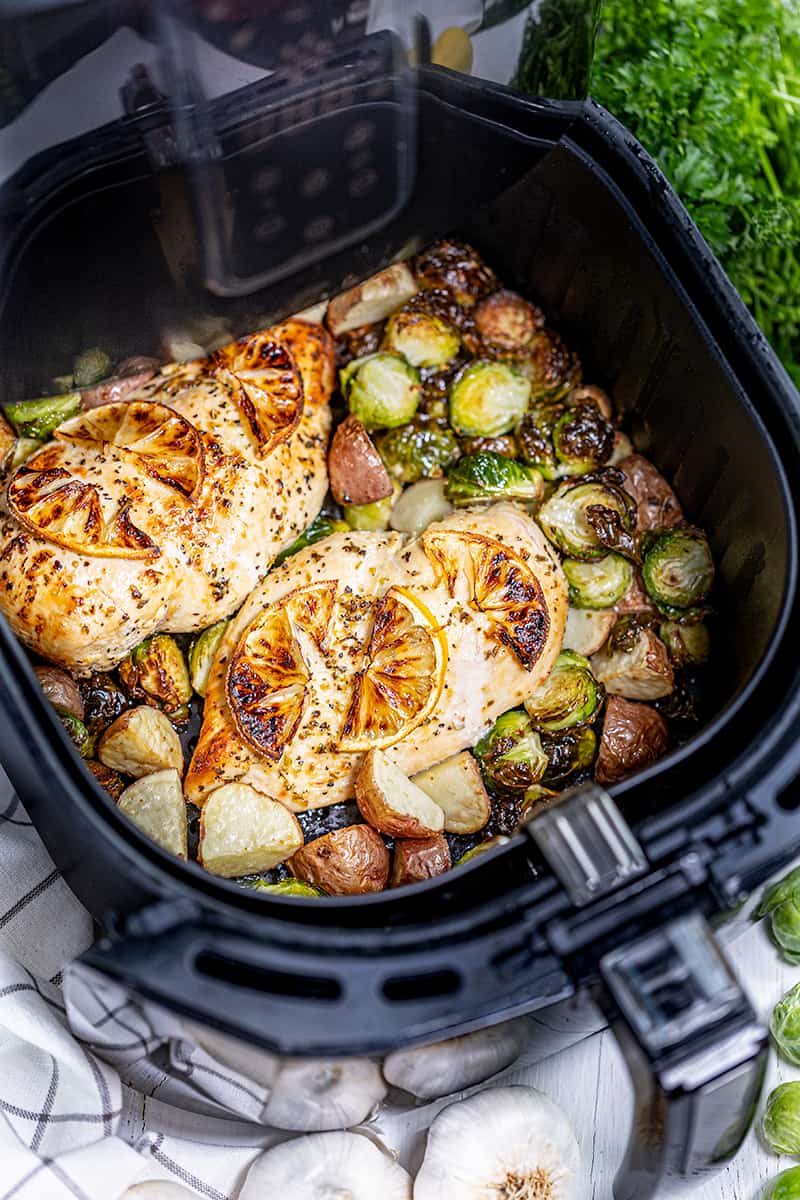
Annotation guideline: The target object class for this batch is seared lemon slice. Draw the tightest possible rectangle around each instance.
[7,451,158,559]
[423,530,550,670]
[227,583,335,761]
[56,400,204,500]
[338,586,447,752]
[212,333,303,456]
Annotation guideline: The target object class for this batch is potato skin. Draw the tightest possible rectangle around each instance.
[617,454,683,532]
[356,750,444,839]
[34,665,84,720]
[328,416,394,506]
[289,824,390,895]
[391,835,451,887]
[595,696,669,785]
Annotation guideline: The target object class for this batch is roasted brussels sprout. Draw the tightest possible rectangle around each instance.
[118,634,192,721]
[520,783,559,819]
[383,309,461,368]
[454,836,510,867]
[537,478,638,561]
[82,673,127,737]
[763,1082,800,1156]
[771,982,800,1066]
[642,528,715,611]
[552,402,614,475]
[73,347,113,387]
[84,759,126,801]
[524,651,603,733]
[473,289,544,351]
[516,402,563,478]
[56,708,93,757]
[341,352,422,430]
[343,482,401,531]
[274,514,349,566]
[445,452,544,506]
[591,617,674,700]
[514,328,581,401]
[377,422,460,484]
[449,361,531,437]
[566,384,613,422]
[563,554,634,609]
[459,434,518,459]
[542,726,597,784]
[659,620,711,666]
[474,709,548,792]
[764,1166,800,1198]
[412,239,499,307]
[189,620,229,698]
[4,392,81,441]
[248,878,324,897]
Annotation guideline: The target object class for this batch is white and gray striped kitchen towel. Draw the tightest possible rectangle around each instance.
[0,776,268,1200]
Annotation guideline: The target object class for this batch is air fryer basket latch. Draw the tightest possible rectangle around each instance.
[525,783,648,907]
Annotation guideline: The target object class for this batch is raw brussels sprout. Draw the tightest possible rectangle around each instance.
[771,982,800,1066]
[383,309,461,368]
[763,1082,800,1156]
[4,392,81,440]
[659,620,711,666]
[758,867,800,918]
[248,878,324,897]
[771,898,800,963]
[538,478,638,561]
[474,709,548,792]
[563,554,634,609]
[274,514,349,566]
[56,707,93,757]
[377,422,460,484]
[642,529,714,611]
[189,620,229,698]
[445,452,544,506]
[524,650,604,733]
[73,347,113,387]
[542,726,598,784]
[118,634,192,720]
[341,352,422,430]
[516,402,563,478]
[343,481,401,531]
[764,1166,800,1198]
[449,361,531,437]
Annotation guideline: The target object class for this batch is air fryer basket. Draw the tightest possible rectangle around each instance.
[0,69,799,1199]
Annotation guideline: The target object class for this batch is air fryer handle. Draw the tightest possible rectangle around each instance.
[596,913,768,1199]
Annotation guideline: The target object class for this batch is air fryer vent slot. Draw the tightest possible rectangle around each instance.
[382,968,461,1003]
[195,951,341,1002]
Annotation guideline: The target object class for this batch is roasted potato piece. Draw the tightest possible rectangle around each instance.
[326,263,418,336]
[411,750,490,834]
[200,783,303,877]
[562,608,616,657]
[591,619,674,700]
[615,570,658,617]
[98,706,183,777]
[80,365,158,409]
[617,453,683,531]
[328,416,394,506]
[356,749,445,838]
[596,696,669,785]
[290,300,328,324]
[118,769,188,859]
[84,759,126,801]
[34,665,84,720]
[473,289,544,352]
[391,835,451,887]
[289,824,390,895]
[566,383,613,422]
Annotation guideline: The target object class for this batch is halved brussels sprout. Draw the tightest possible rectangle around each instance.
[537,478,637,561]
[274,514,349,567]
[56,707,93,757]
[520,783,559,819]
[449,361,531,437]
[542,726,598,784]
[474,709,548,792]
[516,403,563,478]
[189,620,229,698]
[118,634,192,720]
[771,982,800,1067]
[763,1082,800,1156]
[343,481,401,531]
[4,392,81,441]
[552,403,614,475]
[446,452,544,506]
[341,352,422,430]
[514,328,581,401]
[73,347,113,387]
[383,309,461,368]
[758,866,800,918]
[248,878,324,897]
[563,554,634,609]
[524,650,603,733]
[642,528,714,611]
[659,620,710,666]
[377,422,460,484]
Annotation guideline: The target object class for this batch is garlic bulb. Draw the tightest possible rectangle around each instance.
[240,1131,412,1199]
[264,1057,387,1131]
[382,1017,529,1100]
[415,1085,581,1199]
[182,1019,279,1090]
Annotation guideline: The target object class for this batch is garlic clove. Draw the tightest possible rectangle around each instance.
[383,1017,529,1100]
[264,1057,387,1131]
[241,1130,412,1199]
[414,1085,581,1199]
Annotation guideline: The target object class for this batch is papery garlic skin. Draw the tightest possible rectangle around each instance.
[240,1131,412,1199]
[383,1018,529,1100]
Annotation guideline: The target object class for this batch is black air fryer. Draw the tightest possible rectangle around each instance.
[0,4,798,1197]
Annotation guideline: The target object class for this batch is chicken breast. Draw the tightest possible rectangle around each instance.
[0,320,334,673]
[185,501,568,811]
